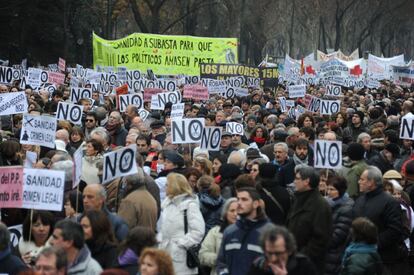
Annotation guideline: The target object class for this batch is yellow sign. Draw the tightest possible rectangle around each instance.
[92,32,238,76]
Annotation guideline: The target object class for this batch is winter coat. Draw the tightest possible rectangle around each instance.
[86,239,117,269]
[340,243,383,275]
[68,246,103,275]
[353,186,408,263]
[0,247,28,275]
[248,253,317,275]
[343,124,368,143]
[103,207,129,242]
[198,191,224,233]
[325,194,354,275]
[199,225,223,275]
[216,216,271,275]
[118,186,158,231]
[367,152,394,174]
[287,188,333,274]
[110,126,128,146]
[344,160,368,199]
[274,158,295,187]
[80,154,103,185]
[159,193,205,275]
[116,248,139,275]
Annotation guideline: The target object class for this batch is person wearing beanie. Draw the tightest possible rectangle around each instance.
[367,143,399,174]
[342,111,368,143]
[245,115,257,140]
[256,163,291,225]
[343,143,368,199]
[218,164,242,199]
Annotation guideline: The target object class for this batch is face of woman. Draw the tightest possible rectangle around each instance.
[194,161,203,174]
[326,185,339,199]
[22,144,33,151]
[71,132,81,143]
[188,175,198,188]
[80,216,93,240]
[303,117,312,127]
[140,255,159,275]
[212,159,222,174]
[85,142,97,156]
[226,202,238,224]
[256,128,264,138]
[336,114,344,125]
[32,218,50,246]
[164,159,175,170]
[64,200,75,218]
[250,164,260,179]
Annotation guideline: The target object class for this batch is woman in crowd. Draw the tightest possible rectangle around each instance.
[248,125,269,148]
[199,198,238,275]
[297,113,315,129]
[80,210,118,269]
[193,156,213,176]
[159,173,205,275]
[70,126,85,149]
[249,158,268,180]
[19,211,55,266]
[185,167,203,192]
[63,190,84,222]
[212,155,227,179]
[139,248,175,275]
[80,138,104,188]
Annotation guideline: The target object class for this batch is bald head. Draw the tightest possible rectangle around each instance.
[131,116,143,128]
[56,129,70,144]
[324,131,337,141]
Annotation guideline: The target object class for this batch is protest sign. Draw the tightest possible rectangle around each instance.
[288,84,306,98]
[171,103,185,119]
[278,97,287,113]
[144,87,164,102]
[56,102,84,125]
[24,151,37,168]
[0,92,27,115]
[73,147,82,189]
[151,90,182,110]
[171,118,205,144]
[325,85,341,97]
[102,144,137,184]
[226,122,244,135]
[200,64,259,79]
[58,57,66,72]
[400,112,414,140]
[70,87,92,103]
[393,64,414,87]
[200,127,222,151]
[0,167,23,208]
[259,67,279,87]
[307,96,321,113]
[0,66,24,84]
[93,32,238,75]
[234,87,248,97]
[183,85,209,101]
[47,71,65,85]
[118,93,143,112]
[314,140,342,169]
[320,100,341,115]
[286,100,295,107]
[9,224,23,248]
[367,54,405,81]
[138,109,149,121]
[117,66,127,83]
[20,114,57,149]
[202,78,227,94]
[226,76,244,87]
[22,168,65,211]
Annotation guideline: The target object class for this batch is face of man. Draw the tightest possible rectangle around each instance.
[360,137,371,151]
[81,100,92,113]
[85,116,97,130]
[295,145,308,160]
[264,237,289,270]
[359,170,375,193]
[221,136,232,148]
[383,149,394,162]
[125,135,136,146]
[215,112,225,124]
[247,119,256,128]
[50,229,70,250]
[232,134,242,146]
[92,92,100,102]
[0,85,8,93]
[35,254,65,275]
[274,145,288,163]
[352,114,361,126]
[294,172,311,192]
[83,186,104,211]
[108,112,121,127]
[237,191,258,219]
[136,139,149,154]
[126,106,137,120]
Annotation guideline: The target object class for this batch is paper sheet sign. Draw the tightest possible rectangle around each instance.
[226,122,244,135]
[288,84,306,98]
[0,166,24,208]
[20,114,57,149]
[0,92,28,115]
[102,144,138,184]
[172,118,205,144]
[200,127,222,151]
[56,102,84,125]
[400,113,414,140]
[314,140,342,169]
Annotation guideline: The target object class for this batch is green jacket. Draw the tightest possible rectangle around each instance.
[345,160,368,199]
[341,251,382,275]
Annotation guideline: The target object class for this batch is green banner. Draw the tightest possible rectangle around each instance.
[92,32,238,76]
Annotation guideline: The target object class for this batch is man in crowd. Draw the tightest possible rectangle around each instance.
[35,247,67,275]
[273,142,295,187]
[106,110,128,146]
[84,111,98,140]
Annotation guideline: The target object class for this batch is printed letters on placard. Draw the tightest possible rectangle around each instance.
[102,144,138,184]
[314,140,342,169]
[171,118,205,144]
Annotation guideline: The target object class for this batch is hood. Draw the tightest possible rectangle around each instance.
[198,192,224,209]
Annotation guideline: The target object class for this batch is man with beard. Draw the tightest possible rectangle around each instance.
[105,110,128,146]
[217,187,271,275]
[292,138,313,166]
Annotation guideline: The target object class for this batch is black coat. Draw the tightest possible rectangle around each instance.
[276,158,296,187]
[248,254,317,275]
[353,187,408,263]
[87,240,118,269]
[325,195,354,275]
[367,152,394,174]
[0,248,28,275]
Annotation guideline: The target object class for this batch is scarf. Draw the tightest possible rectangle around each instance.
[253,136,266,145]
[341,242,378,266]
[325,193,350,208]
[105,123,120,145]
[293,153,308,165]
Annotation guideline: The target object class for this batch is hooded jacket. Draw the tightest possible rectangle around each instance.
[68,246,103,275]
[198,191,224,233]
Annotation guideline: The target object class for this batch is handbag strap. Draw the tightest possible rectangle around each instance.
[184,209,188,234]
[262,187,285,216]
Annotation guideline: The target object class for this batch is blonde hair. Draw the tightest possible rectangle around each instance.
[166,173,193,198]
[197,175,221,198]
[194,157,213,176]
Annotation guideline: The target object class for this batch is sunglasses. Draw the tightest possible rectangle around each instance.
[86,119,95,123]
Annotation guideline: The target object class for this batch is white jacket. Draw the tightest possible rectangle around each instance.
[199,225,223,275]
[159,194,205,275]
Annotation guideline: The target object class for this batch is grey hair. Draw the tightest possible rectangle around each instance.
[295,164,319,189]
[365,166,383,186]
[125,167,146,189]
[50,160,73,183]
[52,151,72,162]
[274,142,289,153]
[36,247,67,271]
[0,223,10,250]
[227,150,247,169]
[260,223,297,254]
[221,198,238,220]
[267,115,278,126]
[357,132,371,143]
[91,127,111,145]
[251,158,268,166]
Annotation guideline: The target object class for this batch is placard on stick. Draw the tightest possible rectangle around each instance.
[400,112,414,140]
[200,127,222,151]
[56,102,84,125]
[314,140,342,169]
[0,166,23,208]
[226,122,244,135]
[20,114,57,149]
[102,144,137,184]
[171,118,205,144]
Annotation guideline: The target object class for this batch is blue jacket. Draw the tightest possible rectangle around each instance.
[216,216,271,275]
[103,207,129,242]
[198,191,224,233]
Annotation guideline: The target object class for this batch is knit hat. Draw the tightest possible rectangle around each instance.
[246,148,261,160]
[259,163,277,179]
[247,115,257,122]
[163,151,184,167]
[347,143,365,161]
[354,111,365,121]
[383,170,402,180]
[219,164,241,180]
[384,143,400,159]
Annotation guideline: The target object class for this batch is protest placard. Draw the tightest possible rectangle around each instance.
[278,97,287,113]
[226,122,244,135]
[20,114,57,149]
[56,102,84,125]
[22,168,65,211]
[118,93,143,112]
[202,79,227,94]
[0,66,24,84]
[102,144,137,184]
[151,90,182,110]
[320,100,341,115]
[58,57,66,72]
[0,92,27,115]
[314,140,342,169]
[138,109,149,121]
[144,87,164,102]
[183,85,209,101]
[70,87,92,103]
[200,127,222,151]
[8,224,23,248]
[400,112,414,140]
[171,118,205,144]
[325,85,341,96]
[307,96,321,113]
[288,84,306,98]
[47,71,65,85]
[171,103,185,119]
[0,167,23,208]
[73,147,83,189]
[286,100,295,107]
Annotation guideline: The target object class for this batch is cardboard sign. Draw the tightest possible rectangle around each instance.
[70,87,92,103]
[0,167,24,208]
[119,94,143,112]
[183,85,209,101]
[400,113,414,140]
[73,147,83,188]
[22,168,65,211]
[286,100,295,107]
[200,127,222,151]
[102,144,138,184]
[171,103,185,119]
[58,57,66,72]
[320,100,341,115]
[151,91,182,110]
[0,66,24,84]
[234,87,248,97]
[288,84,306,98]
[171,118,205,144]
[20,114,57,149]
[278,97,287,113]
[138,109,149,121]
[144,88,164,102]
[56,102,84,125]
[314,140,342,169]
[226,122,244,135]
[325,85,341,96]
[0,92,28,115]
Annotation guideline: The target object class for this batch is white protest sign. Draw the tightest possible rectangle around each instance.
[20,114,57,149]
[171,118,205,144]
[288,84,306,98]
[138,109,149,121]
[27,68,42,88]
[22,168,65,211]
[325,85,341,97]
[117,66,127,83]
[70,87,92,103]
[226,76,244,87]
[224,87,235,98]
[73,147,83,188]
[234,87,248,97]
[203,79,227,94]
[400,112,414,140]
[56,102,84,125]
[58,57,66,72]
[200,127,222,151]
[226,122,244,135]
[320,100,341,115]
[171,103,185,119]
[0,92,28,115]
[307,96,321,113]
[151,91,181,110]
[278,97,287,113]
[314,140,342,169]
[151,94,164,110]
[286,100,295,107]
[118,93,143,112]
[24,151,37,168]
[102,144,138,184]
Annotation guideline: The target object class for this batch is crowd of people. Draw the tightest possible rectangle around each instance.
[0,74,413,275]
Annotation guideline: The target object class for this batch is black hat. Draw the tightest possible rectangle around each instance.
[273,129,288,142]
[246,148,261,159]
[164,102,173,109]
[219,164,241,180]
[384,143,400,159]
[354,111,365,121]
[163,151,184,167]
[150,120,164,129]
[347,143,365,161]
[259,163,277,179]
[223,101,233,108]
